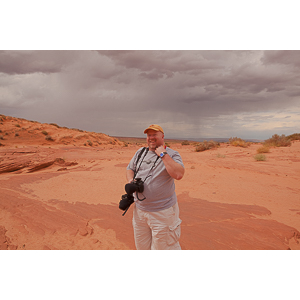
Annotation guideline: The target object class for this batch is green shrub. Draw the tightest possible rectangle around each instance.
[264,134,291,147]
[71,128,83,132]
[181,140,190,145]
[50,123,60,128]
[15,124,21,128]
[254,154,266,161]
[45,135,54,141]
[87,140,93,146]
[257,145,270,153]
[229,137,250,148]
[286,133,300,141]
[42,130,48,135]
[195,140,219,152]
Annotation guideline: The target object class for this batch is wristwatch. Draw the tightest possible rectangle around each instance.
[160,151,168,158]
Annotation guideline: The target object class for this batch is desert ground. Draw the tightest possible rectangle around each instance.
[1,115,300,250]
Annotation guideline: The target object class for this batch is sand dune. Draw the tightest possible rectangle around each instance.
[1,115,300,249]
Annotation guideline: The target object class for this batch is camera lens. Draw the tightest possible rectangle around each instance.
[125,182,137,194]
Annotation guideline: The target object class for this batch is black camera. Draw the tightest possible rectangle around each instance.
[119,193,134,211]
[119,178,145,215]
[125,178,144,195]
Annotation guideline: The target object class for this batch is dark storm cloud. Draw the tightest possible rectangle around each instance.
[262,50,300,68]
[0,50,299,139]
[99,50,221,78]
[0,50,77,75]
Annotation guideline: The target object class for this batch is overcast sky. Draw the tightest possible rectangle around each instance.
[0,50,299,140]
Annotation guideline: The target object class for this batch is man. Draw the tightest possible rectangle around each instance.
[126,124,185,250]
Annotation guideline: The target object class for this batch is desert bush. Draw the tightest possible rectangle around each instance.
[15,124,21,128]
[0,135,3,140]
[254,154,266,161]
[42,130,48,135]
[71,128,84,132]
[287,133,300,141]
[45,135,54,141]
[257,145,270,153]
[195,140,219,152]
[229,137,250,148]
[87,140,93,146]
[264,134,291,147]
[15,133,19,137]
[181,140,190,145]
[50,123,60,128]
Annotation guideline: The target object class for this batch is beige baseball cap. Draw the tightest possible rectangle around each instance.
[144,124,164,134]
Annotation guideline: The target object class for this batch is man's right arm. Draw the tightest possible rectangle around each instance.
[126,169,134,183]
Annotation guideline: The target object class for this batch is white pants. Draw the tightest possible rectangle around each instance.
[132,202,182,250]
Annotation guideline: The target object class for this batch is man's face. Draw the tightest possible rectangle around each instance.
[146,130,164,151]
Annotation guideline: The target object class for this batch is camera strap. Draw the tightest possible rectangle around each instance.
[133,147,148,179]
[143,156,160,183]
[134,155,160,201]
[132,147,161,201]
[134,147,160,183]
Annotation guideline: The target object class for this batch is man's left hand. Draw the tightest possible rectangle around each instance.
[155,145,166,157]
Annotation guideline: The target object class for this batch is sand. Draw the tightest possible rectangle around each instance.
[1,115,300,250]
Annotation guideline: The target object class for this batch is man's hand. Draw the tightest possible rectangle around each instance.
[154,145,184,180]
[155,145,166,157]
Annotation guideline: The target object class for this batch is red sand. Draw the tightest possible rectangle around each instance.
[1,115,300,249]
